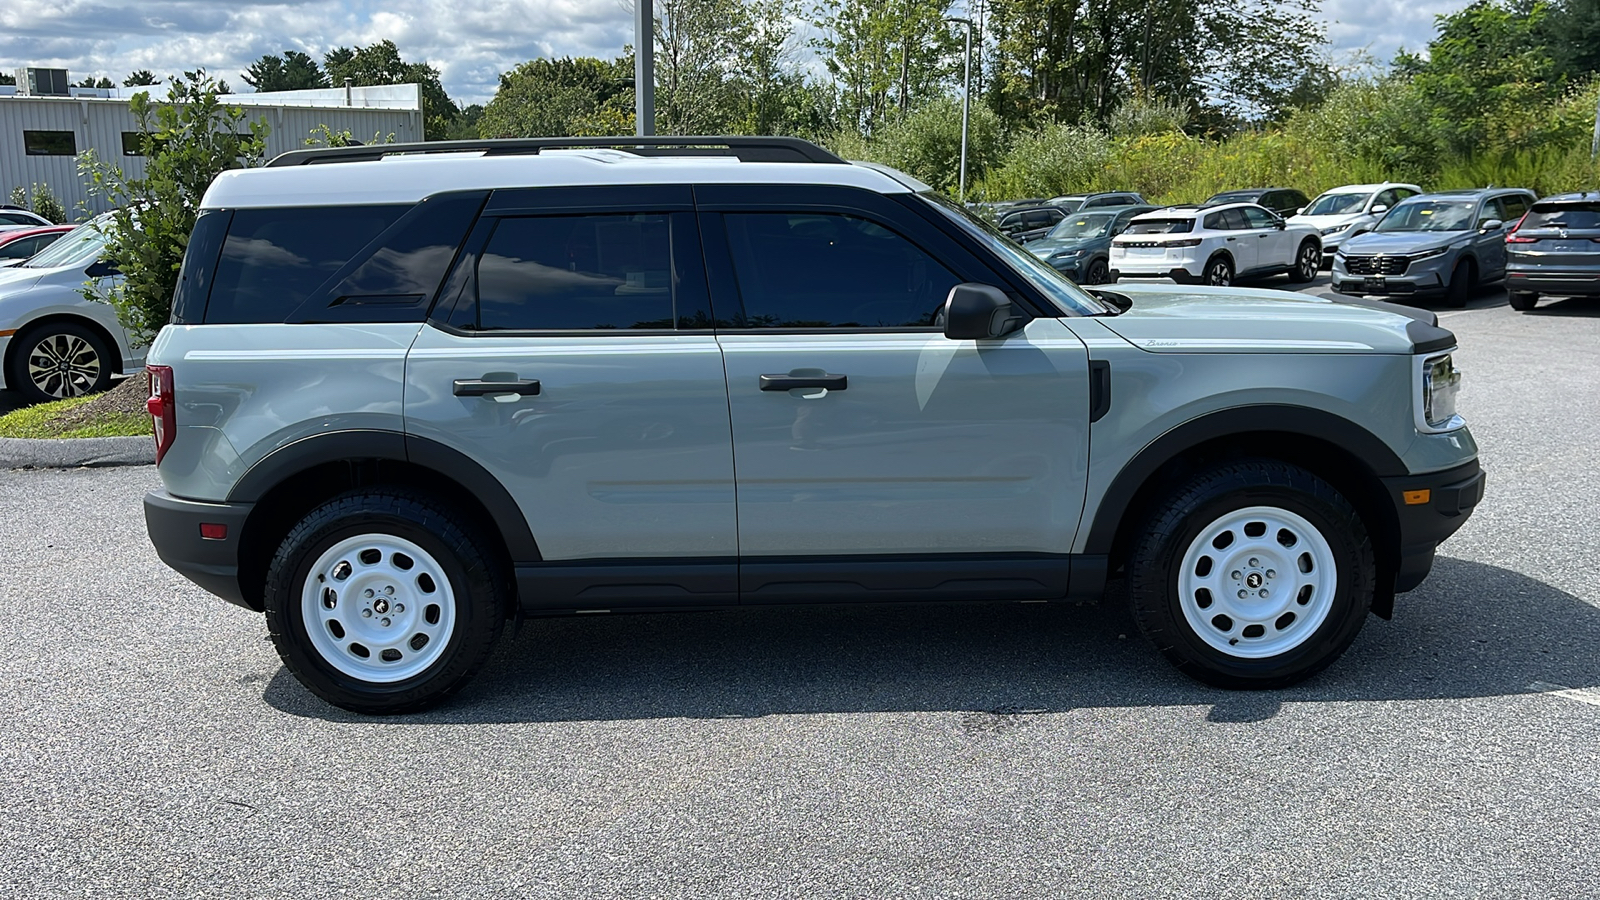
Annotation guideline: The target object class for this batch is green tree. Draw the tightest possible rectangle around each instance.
[242,50,328,92]
[124,70,159,87]
[75,76,115,89]
[78,71,268,343]
[6,184,68,223]
[479,56,635,137]
[324,41,458,139]
[812,0,959,134]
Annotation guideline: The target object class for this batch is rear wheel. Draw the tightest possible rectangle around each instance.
[1287,240,1320,283]
[1204,255,1234,286]
[6,321,113,404]
[264,489,507,714]
[1126,460,1375,688]
[1508,291,1539,311]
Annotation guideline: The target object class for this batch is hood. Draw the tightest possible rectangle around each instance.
[1030,236,1104,256]
[1341,231,1461,255]
[1289,212,1366,230]
[0,266,46,291]
[1089,283,1452,354]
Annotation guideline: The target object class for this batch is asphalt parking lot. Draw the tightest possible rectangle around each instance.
[2,275,1598,898]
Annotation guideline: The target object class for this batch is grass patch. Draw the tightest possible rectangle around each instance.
[0,391,152,439]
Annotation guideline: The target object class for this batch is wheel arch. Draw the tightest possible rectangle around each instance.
[4,313,125,380]
[228,430,539,612]
[1087,406,1405,617]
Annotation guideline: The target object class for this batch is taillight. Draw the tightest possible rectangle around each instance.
[1506,212,1535,243]
[1168,239,1203,247]
[146,365,175,464]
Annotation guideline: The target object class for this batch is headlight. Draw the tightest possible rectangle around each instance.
[1419,352,1463,431]
[1052,249,1085,259]
[1320,224,1349,236]
[1410,246,1450,262]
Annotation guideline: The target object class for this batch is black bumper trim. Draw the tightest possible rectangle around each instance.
[144,490,255,609]
[1381,459,1485,594]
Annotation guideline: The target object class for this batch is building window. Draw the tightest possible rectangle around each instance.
[23,130,77,156]
[121,132,148,156]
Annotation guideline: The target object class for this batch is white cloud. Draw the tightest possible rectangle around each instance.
[1,0,1466,107]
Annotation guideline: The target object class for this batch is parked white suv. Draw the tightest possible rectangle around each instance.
[1109,203,1322,286]
[1289,183,1422,266]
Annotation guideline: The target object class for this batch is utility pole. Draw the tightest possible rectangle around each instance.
[636,0,655,136]
[1591,85,1599,159]
[949,17,974,203]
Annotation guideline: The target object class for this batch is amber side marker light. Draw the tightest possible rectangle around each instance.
[1403,489,1431,506]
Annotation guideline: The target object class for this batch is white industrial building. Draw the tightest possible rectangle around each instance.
[1,68,425,216]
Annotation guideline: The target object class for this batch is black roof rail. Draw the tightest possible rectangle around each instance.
[265,135,847,168]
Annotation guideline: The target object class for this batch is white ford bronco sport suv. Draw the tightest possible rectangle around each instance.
[142,137,1483,714]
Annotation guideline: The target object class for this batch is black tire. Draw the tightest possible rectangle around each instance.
[1204,254,1234,286]
[1126,460,1375,689]
[6,320,114,404]
[1444,260,1475,308]
[1287,240,1320,283]
[1083,258,1111,285]
[264,489,508,714]
[1508,291,1539,311]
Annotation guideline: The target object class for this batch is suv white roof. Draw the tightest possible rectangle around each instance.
[1318,182,1420,195]
[203,147,922,210]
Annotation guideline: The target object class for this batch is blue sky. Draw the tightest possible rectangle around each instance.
[0,0,1464,107]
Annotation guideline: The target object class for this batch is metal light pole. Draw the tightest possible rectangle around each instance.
[636,0,655,136]
[949,17,973,203]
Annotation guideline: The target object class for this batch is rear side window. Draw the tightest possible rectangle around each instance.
[1496,194,1530,222]
[472,212,707,331]
[1522,202,1600,230]
[205,206,407,323]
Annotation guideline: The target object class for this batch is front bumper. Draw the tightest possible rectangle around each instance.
[1505,268,1600,296]
[144,490,255,609]
[1331,256,1452,298]
[1381,459,1485,594]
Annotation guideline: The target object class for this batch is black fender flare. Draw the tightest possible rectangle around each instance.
[1082,405,1407,556]
[228,429,541,561]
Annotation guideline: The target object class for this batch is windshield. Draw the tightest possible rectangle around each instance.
[1374,199,1477,233]
[1047,213,1117,240]
[1521,203,1600,230]
[1124,218,1194,235]
[22,223,105,269]
[1303,193,1367,216]
[918,192,1106,316]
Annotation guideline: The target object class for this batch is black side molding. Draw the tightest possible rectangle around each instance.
[1089,360,1112,423]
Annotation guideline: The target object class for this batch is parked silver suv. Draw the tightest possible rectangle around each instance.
[142,137,1484,713]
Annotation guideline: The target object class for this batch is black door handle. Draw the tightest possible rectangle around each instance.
[454,378,541,397]
[760,374,848,392]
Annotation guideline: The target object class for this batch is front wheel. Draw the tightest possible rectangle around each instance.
[1083,258,1111,285]
[1126,460,1375,688]
[264,490,507,714]
[1287,240,1320,283]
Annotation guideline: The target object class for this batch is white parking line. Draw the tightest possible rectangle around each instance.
[1528,681,1600,708]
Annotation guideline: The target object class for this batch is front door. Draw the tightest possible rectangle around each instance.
[404,187,737,606]
[1242,205,1293,269]
[696,187,1092,601]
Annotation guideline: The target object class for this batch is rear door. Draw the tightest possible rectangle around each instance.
[404,185,738,606]
[699,185,1091,601]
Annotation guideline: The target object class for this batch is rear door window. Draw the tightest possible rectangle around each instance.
[1497,194,1531,222]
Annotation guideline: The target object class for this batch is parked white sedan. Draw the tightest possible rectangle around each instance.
[1289,182,1422,265]
[1109,203,1322,286]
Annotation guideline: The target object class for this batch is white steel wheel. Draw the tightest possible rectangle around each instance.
[300,533,457,683]
[1176,506,1338,659]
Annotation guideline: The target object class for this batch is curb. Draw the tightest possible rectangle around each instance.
[0,436,154,469]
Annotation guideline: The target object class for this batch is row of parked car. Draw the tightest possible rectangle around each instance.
[978,185,1600,310]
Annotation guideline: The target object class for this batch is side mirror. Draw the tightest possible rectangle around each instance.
[942,283,1023,340]
[1370,204,1389,214]
[1273,217,1287,230]
[1291,207,1304,216]
[1479,218,1503,233]
[85,259,121,278]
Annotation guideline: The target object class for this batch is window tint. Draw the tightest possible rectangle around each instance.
[1125,218,1194,235]
[1,235,51,259]
[1374,189,1400,209]
[1497,194,1530,221]
[1240,206,1278,229]
[205,205,407,324]
[1522,202,1600,230]
[721,213,961,329]
[1203,212,1226,231]
[0,212,39,225]
[474,213,703,331]
[23,130,76,156]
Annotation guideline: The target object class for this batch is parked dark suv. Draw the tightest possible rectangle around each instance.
[1205,188,1312,219]
[1505,192,1600,310]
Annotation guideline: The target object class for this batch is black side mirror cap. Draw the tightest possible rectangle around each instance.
[85,260,121,278]
[942,283,1024,340]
